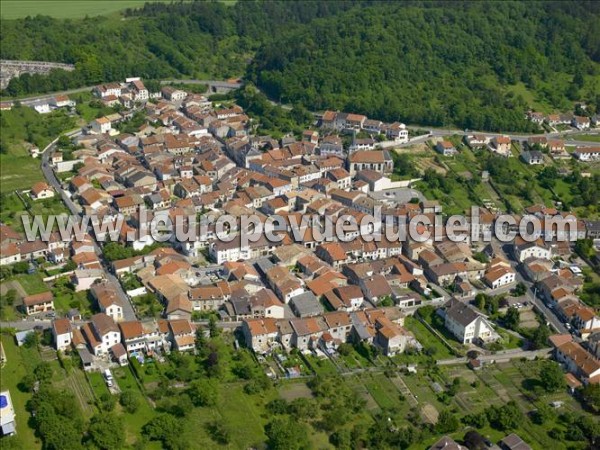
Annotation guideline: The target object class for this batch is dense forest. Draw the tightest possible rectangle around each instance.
[0,1,359,96]
[2,1,599,131]
[251,1,600,131]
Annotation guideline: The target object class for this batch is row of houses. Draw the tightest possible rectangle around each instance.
[242,307,420,356]
[52,313,196,364]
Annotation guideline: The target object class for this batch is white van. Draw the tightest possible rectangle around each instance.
[104,369,113,380]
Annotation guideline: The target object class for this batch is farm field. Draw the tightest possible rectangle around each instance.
[0,0,239,19]
[0,1,186,19]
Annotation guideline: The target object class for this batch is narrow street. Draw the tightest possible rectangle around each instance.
[493,240,569,334]
[41,133,138,321]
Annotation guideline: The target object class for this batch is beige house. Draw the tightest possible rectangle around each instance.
[30,182,54,200]
[22,291,54,315]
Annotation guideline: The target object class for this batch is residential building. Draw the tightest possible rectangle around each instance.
[521,150,544,165]
[514,238,551,262]
[52,318,72,351]
[242,318,279,353]
[573,146,600,161]
[22,292,54,315]
[555,341,600,384]
[483,266,516,290]
[571,115,590,130]
[30,182,54,200]
[347,150,393,175]
[435,140,457,156]
[491,135,512,156]
[81,313,121,356]
[442,301,499,345]
[91,281,124,321]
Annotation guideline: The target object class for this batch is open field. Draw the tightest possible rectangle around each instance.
[8,273,48,295]
[0,144,45,194]
[0,0,238,19]
[568,133,600,143]
[0,335,42,449]
[1,1,186,19]
[0,107,76,194]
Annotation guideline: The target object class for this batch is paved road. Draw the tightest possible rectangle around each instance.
[41,133,138,321]
[0,319,240,331]
[493,240,569,335]
[9,79,242,105]
[436,347,552,366]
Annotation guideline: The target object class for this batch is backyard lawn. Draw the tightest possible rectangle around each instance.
[11,273,48,295]
[0,335,42,449]
[404,316,456,359]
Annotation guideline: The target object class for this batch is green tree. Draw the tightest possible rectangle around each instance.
[143,414,187,450]
[579,383,600,413]
[530,322,550,349]
[265,416,310,450]
[119,390,140,414]
[98,392,116,412]
[504,307,520,331]
[187,380,218,407]
[88,414,125,450]
[532,403,556,425]
[436,409,460,433]
[486,401,523,431]
[539,361,566,393]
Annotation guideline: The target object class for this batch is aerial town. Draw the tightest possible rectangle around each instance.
[0,71,599,450]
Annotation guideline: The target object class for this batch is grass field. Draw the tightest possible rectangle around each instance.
[0,0,239,19]
[0,335,42,449]
[1,1,179,19]
[0,144,45,194]
[568,133,600,143]
[404,316,456,359]
[11,273,49,295]
[0,107,76,194]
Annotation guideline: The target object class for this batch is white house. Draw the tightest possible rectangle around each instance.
[51,95,75,108]
[90,117,112,134]
[52,318,73,352]
[161,86,187,101]
[94,83,122,98]
[31,100,51,114]
[443,301,499,345]
[91,282,124,322]
[491,135,512,156]
[81,313,122,356]
[571,116,590,130]
[483,266,516,290]
[521,150,544,165]
[385,122,409,143]
[435,140,457,156]
[573,147,600,162]
[131,79,148,101]
[30,182,54,200]
[555,341,600,384]
[514,238,551,262]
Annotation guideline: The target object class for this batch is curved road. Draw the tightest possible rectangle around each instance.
[9,79,241,106]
